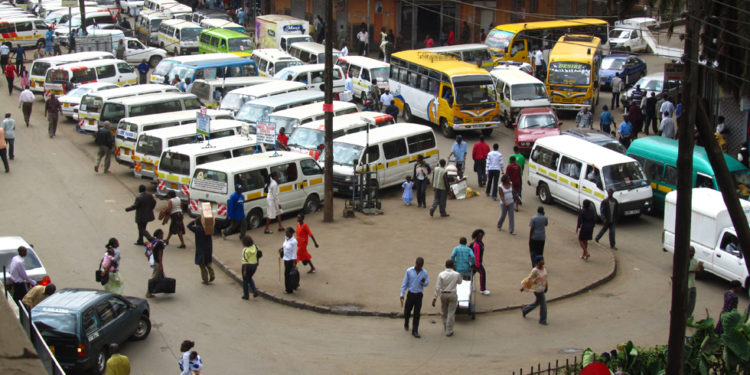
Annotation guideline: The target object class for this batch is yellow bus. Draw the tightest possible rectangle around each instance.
[545,34,602,112]
[389,50,499,137]
[484,18,609,64]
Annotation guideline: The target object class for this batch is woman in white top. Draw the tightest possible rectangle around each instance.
[178,340,195,375]
[264,171,284,234]
[497,174,515,234]
[165,190,186,248]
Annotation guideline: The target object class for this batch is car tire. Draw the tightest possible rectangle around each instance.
[538,183,552,204]
[149,55,162,68]
[91,348,106,375]
[246,208,263,229]
[130,314,151,341]
[303,194,320,214]
[440,117,455,138]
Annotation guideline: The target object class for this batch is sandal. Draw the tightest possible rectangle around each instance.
[264,230,273,234]
[177,244,186,249]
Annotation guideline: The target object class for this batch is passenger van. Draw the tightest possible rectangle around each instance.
[133,118,242,179]
[29,51,114,94]
[626,136,750,209]
[199,18,246,34]
[288,42,340,64]
[235,89,324,128]
[157,19,202,56]
[57,11,115,37]
[78,84,180,132]
[0,17,50,48]
[156,136,266,200]
[151,54,258,84]
[267,101,358,135]
[135,9,169,46]
[327,123,439,193]
[250,49,303,77]
[490,69,550,128]
[160,3,193,21]
[546,34,603,112]
[288,112,394,160]
[421,43,495,70]
[273,63,345,93]
[219,81,307,113]
[198,28,255,57]
[150,53,234,83]
[190,77,274,108]
[528,135,653,218]
[187,152,325,227]
[335,55,390,102]
[43,59,137,98]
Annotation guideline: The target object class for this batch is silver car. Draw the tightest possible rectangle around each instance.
[0,236,49,284]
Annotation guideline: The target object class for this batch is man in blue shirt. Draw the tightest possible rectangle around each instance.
[400,257,429,338]
[137,59,150,84]
[448,135,468,174]
[450,237,476,278]
[617,115,633,148]
[222,185,246,239]
[599,105,615,134]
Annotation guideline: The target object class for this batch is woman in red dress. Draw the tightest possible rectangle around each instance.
[295,214,319,273]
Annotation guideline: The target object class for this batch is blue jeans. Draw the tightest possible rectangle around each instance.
[522,291,547,324]
[497,203,514,233]
[242,263,258,297]
[486,170,500,198]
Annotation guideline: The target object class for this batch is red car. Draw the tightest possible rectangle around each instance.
[514,107,561,154]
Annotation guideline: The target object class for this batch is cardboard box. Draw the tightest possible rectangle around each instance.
[200,202,215,235]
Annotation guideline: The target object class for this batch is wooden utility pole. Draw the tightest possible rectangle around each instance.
[79,0,87,36]
[322,0,334,222]
[665,0,699,373]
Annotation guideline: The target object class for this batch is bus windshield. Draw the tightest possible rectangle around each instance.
[452,76,496,105]
[485,30,514,51]
[548,62,591,86]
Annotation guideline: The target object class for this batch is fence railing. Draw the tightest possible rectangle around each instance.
[512,354,584,375]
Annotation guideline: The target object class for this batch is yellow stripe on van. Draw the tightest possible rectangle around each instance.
[132,155,141,161]
[398,157,410,164]
[165,174,179,182]
[386,160,397,168]
[156,172,165,179]
[426,150,439,157]
[582,187,592,194]
[297,182,306,189]
[529,164,537,170]
[180,177,191,183]
[658,185,673,193]
[559,177,568,184]
[279,184,293,193]
[245,191,263,201]
[548,172,557,179]
[650,182,657,189]
[309,178,323,186]
[594,192,605,199]
[571,182,578,188]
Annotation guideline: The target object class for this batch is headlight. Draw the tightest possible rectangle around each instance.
[582,99,591,105]
[644,200,650,206]
[453,116,464,124]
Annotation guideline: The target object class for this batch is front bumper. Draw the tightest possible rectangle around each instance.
[451,121,499,131]
[619,197,653,216]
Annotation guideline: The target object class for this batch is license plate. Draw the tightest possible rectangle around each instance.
[49,345,54,354]
[63,103,69,107]
[144,163,153,171]
[625,209,640,215]
[123,149,130,155]
[170,183,177,189]
[89,120,95,125]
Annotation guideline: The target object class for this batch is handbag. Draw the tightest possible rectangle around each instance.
[95,270,102,282]
[159,207,170,225]
[99,271,109,285]
[256,248,263,259]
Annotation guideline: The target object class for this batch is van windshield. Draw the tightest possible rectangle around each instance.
[732,170,750,199]
[100,103,125,123]
[153,61,175,76]
[228,37,254,51]
[330,142,363,166]
[512,83,547,100]
[602,162,648,191]
[220,92,247,111]
[235,103,271,124]
[160,152,190,175]
[136,135,163,157]
[181,28,202,41]
[268,115,299,134]
[287,127,322,150]
[274,60,302,72]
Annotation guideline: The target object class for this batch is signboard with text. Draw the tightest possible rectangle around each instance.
[664,63,684,81]
[256,121,276,144]
[62,0,77,7]
[196,107,210,138]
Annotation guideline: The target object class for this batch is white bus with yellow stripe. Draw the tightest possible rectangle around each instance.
[187,151,325,228]
[29,51,114,94]
[78,84,180,133]
[157,19,202,56]
[326,123,439,194]
[156,135,267,201]
[43,58,138,100]
[528,135,652,218]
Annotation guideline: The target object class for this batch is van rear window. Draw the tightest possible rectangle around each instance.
[192,168,228,194]
[136,135,163,157]
[406,132,436,154]
[160,152,190,175]
[32,62,51,76]
[196,151,232,165]
[45,69,69,83]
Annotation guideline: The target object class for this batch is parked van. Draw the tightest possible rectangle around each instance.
[58,82,118,120]
[151,54,258,84]
[160,2,193,21]
[528,135,653,217]
[188,151,324,226]
[142,0,175,11]
[235,89,324,128]
[56,10,114,37]
[273,63,345,93]
[198,28,254,57]
[626,136,750,209]
[335,55,390,102]
[78,84,180,132]
[149,53,230,83]
[133,118,242,179]
[327,123,439,193]
[157,19,202,56]
[190,77,275,108]
[0,17,50,48]
[135,9,169,46]
[29,51,114,94]
[250,48,303,77]
[490,68,550,128]
[199,18,246,34]
[267,101,358,135]
[106,93,203,165]
[288,42,339,64]
[219,80,306,113]
[156,136,266,200]
[288,112,394,160]
[43,58,137,98]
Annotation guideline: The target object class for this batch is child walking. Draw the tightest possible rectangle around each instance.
[402,175,414,205]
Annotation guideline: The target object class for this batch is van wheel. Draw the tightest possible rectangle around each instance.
[538,183,552,204]
[481,128,493,137]
[246,208,263,229]
[91,348,106,375]
[440,118,455,138]
[149,55,162,68]
[403,104,412,122]
[303,194,320,214]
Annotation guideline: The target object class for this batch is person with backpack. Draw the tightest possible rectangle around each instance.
[94,121,114,173]
[369,79,381,111]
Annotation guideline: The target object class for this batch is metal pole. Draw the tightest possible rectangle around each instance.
[322,0,334,222]
[366,0,370,55]
[410,1,416,49]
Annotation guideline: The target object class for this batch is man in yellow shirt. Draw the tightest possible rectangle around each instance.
[105,344,130,375]
[21,283,56,310]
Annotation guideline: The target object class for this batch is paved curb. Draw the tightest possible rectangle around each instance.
[211,244,617,318]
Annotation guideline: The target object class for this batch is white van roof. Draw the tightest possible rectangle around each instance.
[333,123,433,146]
[489,69,544,85]
[86,84,178,100]
[110,92,197,105]
[140,120,240,138]
[269,101,356,119]
[665,188,750,219]
[192,76,274,87]
[298,112,393,132]
[34,51,114,65]
[53,58,127,70]
[200,18,244,29]
[121,109,232,125]
[163,135,257,157]
[335,55,389,69]
[277,63,331,74]
[533,135,637,165]
[195,151,312,173]
[252,48,298,60]
[160,19,201,29]
[226,80,305,96]
[243,89,323,107]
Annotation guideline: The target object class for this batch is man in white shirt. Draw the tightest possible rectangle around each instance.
[660,96,674,120]
[432,259,462,336]
[0,43,9,69]
[340,43,348,57]
[279,227,298,294]
[9,246,37,302]
[380,89,393,109]
[18,85,34,127]
[485,143,504,199]
[357,27,369,55]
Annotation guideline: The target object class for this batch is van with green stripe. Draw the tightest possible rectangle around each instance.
[199,28,255,57]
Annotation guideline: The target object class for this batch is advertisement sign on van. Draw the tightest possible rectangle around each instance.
[257,121,276,144]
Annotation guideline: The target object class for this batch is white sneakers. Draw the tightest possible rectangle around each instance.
[481,290,491,295]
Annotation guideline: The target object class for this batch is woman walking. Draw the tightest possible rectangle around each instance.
[295,214,319,273]
[520,255,548,325]
[576,200,596,260]
[178,340,196,375]
[469,229,490,295]
[4,62,17,95]
[497,174,515,234]
[241,235,260,299]
[99,239,123,294]
[165,190,186,248]
[412,155,431,208]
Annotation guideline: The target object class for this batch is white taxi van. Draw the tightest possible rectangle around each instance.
[336,55,390,102]
[29,51,114,94]
[43,58,138,99]
[287,112,394,160]
[78,84,180,133]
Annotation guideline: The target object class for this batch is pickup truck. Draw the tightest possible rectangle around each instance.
[118,37,167,67]
[663,188,749,287]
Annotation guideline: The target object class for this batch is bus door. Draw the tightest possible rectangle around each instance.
[509,38,528,63]
[435,82,454,126]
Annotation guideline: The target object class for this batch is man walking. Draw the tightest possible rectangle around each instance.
[472,135,490,187]
[400,257,428,338]
[94,122,114,173]
[529,206,548,266]
[18,85,33,127]
[105,344,130,375]
[187,219,215,285]
[0,127,7,173]
[485,143,504,199]
[357,26,368,55]
[125,185,156,245]
[0,42,9,70]
[429,159,450,217]
[450,237,475,279]
[432,259,462,336]
[686,246,703,319]
[575,107,593,129]
[379,89,393,110]
[223,184,246,239]
[8,246,37,302]
[264,172,284,233]
[45,93,62,138]
[643,92,658,135]
[448,135,468,174]
[659,111,675,139]
[2,113,14,160]
[610,73,623,109]
[595,189,617,249]
[521,255,548,325]
[509,146,526,198]
[412,154,431,208]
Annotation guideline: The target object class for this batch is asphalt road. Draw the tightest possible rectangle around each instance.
[1,50,747,374]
